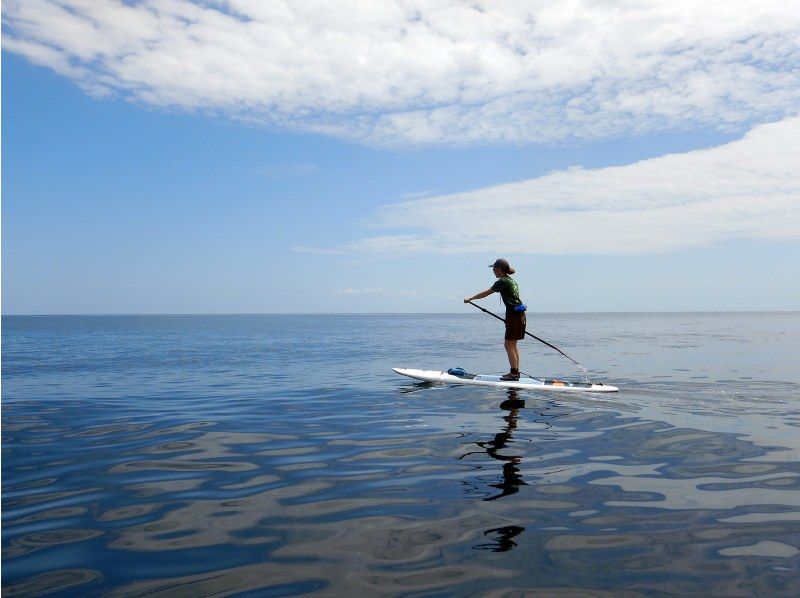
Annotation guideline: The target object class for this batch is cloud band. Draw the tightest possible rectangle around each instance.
[4,0,800,145]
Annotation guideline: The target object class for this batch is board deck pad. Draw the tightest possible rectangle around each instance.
[393,368,619,393]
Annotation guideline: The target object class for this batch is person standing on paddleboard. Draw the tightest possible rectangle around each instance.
[464,259,526,381]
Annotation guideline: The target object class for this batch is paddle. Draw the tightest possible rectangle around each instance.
[466,300,591,381]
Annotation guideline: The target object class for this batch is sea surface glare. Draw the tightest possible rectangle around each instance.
[3,313,800,596]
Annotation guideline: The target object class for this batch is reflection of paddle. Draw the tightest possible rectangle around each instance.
[466,300,591,381]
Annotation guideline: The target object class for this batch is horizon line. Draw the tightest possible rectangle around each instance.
[3,310,799,317]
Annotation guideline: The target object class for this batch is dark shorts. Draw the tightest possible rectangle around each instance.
[505,311,526,340]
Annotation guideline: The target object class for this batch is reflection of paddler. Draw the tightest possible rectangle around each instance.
[459,390,527,502]
[478,524,525,552]
[483,391,527,501]
[469,391,528,552]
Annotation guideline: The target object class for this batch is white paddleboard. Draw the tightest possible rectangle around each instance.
[393,368,618,393]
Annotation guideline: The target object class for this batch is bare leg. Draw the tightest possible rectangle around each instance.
[504,339,520,370]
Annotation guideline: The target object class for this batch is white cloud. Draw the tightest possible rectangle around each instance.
[260,161,319,179]
[337,116,800,254]
[335,288,417,297]
[4,0,800,145]
[290,245,347,255]
[399,190,436,200]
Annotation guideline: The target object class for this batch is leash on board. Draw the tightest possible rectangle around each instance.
[466,300,591,382]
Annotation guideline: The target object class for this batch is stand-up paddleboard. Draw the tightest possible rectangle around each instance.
[393,368,618,393]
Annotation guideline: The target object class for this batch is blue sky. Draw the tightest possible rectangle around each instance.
[3,1,799,314]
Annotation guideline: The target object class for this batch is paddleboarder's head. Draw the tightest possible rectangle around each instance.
[489,258,514,275]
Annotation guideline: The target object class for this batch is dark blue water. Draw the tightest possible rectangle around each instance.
[3,313,800,596]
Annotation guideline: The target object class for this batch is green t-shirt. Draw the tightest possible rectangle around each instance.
[491,276,523,312]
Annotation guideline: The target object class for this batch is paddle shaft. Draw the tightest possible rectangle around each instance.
[467,300,590,379]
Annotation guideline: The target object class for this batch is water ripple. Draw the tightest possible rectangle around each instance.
[3,314,800,596]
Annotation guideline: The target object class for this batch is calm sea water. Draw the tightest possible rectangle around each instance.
[3,313,800,596]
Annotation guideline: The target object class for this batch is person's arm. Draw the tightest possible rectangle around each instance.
[464,288,495,303]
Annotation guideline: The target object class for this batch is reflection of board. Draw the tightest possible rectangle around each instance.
[393,368,619,393]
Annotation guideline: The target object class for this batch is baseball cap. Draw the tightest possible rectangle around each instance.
[489,258,511,270]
